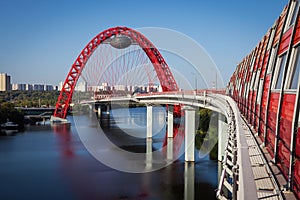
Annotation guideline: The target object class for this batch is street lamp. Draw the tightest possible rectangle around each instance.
[191,72,197,93]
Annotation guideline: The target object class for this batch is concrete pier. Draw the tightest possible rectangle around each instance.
[167,105,174,138]
[184,106,195,162]
[147,105,153,138]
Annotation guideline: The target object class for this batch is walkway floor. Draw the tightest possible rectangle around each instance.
[240,116,296,200]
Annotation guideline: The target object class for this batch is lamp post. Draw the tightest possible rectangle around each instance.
[191,72,197,93]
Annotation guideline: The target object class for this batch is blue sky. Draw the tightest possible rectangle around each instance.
[0,0,288,86]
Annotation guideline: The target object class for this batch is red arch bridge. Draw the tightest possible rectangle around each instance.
[51,1,300,199]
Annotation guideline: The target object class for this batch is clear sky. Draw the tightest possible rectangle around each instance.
[0,0,289,86]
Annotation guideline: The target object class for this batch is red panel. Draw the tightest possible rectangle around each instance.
[247,91,253,120]
[258,36,268,70]
[293,16,300,45]
[279,94,296,147]
[268,92,280,130]
[293,159,300,199]
[269,92,280,113]
[259,108,266,138]
[295,129,300,198]
[251,91,257,126]
[266,128,275,158]
[261,50,270,78]
[274,6,288,45]
[277,141,290,179]
[279,117,293,147]
[266,92,280,156]
[278,27,293,55]
[267,111,277,133]
[255,104,260,131]
[296,127,300,158]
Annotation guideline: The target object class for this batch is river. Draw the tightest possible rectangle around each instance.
[0,107,218,200]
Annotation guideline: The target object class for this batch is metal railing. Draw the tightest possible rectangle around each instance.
[216,100,238,200]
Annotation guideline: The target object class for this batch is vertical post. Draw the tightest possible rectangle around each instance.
[218,113,227,161]
[97,106,101,118]
[288,76,300,190]
[184,162,195,200]
[147,105,153,138]
[106,104,110,115]
[89,104,93,117]
[167,105,174,138]
[184,106,195,162]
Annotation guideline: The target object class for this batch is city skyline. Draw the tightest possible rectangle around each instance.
[0,1,288,86]
[0,72,162,93]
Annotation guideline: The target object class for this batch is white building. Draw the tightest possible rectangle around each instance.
[114,85,126,91]
[12,83,26,91]
[75,81,87,92]
[0,73,11,91]
[25,84,33,91]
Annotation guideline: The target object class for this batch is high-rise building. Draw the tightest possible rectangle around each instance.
[33,84,44,91]
[75,81,87,92]
[12,83,26,91]
[44,85,54,91]
[0,73,11,91]
[25,84,33,91]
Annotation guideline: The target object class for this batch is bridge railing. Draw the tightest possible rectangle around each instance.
[135,89,227,97]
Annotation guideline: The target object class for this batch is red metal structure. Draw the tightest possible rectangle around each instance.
[228,0,300,198]
[54,27,178,119]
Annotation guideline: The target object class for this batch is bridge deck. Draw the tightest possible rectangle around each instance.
[240,119,282,200]
[80,92,297,199]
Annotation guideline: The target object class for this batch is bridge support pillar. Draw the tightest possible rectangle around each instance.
[184,106,195,162]
[218,113,227,161]
[167,105,174,138]
[147,105,153,138]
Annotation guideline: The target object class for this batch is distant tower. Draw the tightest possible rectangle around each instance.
[0,73,11,91]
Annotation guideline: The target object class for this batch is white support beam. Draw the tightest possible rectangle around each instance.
[106,104,110,114]
[97,106,101,118]
[218,113,227,161]
[184,106,195,162]
[147,105,153,138]
[167,105,174,138]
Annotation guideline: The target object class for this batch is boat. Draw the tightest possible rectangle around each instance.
[0,121,19,130]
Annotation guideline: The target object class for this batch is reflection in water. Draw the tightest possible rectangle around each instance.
[167,138,174,161]
[0,107,218,200]
[146,138,153,170]
[185,162,195,200]
[52,123,73,157]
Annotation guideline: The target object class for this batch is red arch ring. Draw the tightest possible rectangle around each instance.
[53,26,179,119]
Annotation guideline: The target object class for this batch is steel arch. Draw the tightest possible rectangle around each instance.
[53,26,179,119]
